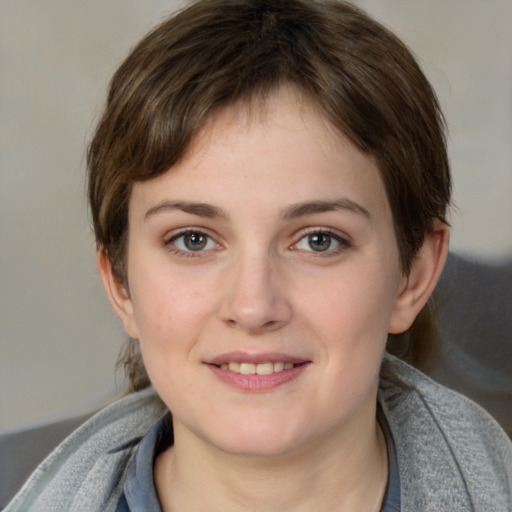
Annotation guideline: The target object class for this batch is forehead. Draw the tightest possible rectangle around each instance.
[180,84,368,166]
[129,86,390,225]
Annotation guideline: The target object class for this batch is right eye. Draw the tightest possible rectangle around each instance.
[166,230,218,254]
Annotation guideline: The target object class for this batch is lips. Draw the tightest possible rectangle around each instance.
[206,352,308,366]
[205,352,310,391]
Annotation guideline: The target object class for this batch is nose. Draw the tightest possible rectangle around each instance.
[218,251,293,334]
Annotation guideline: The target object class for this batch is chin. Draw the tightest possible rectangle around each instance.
[220,439,301,459]
[206,421,310,458]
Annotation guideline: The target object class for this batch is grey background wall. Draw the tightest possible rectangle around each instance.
[1,0,511,433]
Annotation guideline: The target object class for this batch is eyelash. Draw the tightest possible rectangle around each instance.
[164,229,219,257]
[163,228,350,258]
[292,228,350,256]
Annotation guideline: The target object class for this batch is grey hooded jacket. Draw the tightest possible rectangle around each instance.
[4,355,512,511]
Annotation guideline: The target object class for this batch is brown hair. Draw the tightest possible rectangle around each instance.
[88,0,451,390]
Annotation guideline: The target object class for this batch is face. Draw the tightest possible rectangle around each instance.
[113,88,409,457]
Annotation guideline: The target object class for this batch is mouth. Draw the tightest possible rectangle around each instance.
[205,353,310,391]
[216,361,300,375]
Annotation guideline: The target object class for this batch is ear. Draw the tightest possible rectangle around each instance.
[389,221,449,334]
[97,250,140,339]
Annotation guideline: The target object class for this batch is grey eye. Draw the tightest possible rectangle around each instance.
[307,233,334,251]
[183,233,208,251]
[171,231,217,252]
[295,232,343,252]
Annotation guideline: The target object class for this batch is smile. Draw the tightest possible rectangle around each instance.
[206,354,310,391]
[218,361,295,375]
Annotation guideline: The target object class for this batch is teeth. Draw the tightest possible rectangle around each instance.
[228,362,240,372]
[240,363,256,375]
[256,362,273,375]
[220,361,296,374]
[274,362,284,372]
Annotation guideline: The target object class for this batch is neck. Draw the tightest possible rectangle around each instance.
[155,400,388,512]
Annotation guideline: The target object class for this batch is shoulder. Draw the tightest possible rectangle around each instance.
[379,354,512,512]
[3,387,166,512]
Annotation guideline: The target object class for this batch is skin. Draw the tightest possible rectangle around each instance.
[99,87,449,511]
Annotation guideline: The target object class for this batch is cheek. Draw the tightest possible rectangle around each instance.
[298,268,397,344]
[127,262,217,352]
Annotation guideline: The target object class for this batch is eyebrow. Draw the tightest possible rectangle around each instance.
[281,199,372,221]
[144,201,229,221]
[144,198,371,222]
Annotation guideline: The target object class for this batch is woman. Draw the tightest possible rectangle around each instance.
[6,1,511,511]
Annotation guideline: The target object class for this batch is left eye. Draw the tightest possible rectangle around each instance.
[295,232,344,252]
[168,231,217,252]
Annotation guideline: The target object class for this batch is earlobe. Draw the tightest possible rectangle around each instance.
[97,250,139,339]
[389,222,449,334]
